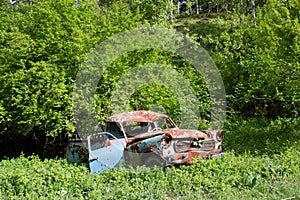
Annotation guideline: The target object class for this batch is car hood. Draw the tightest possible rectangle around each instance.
[128,128,210,145]
[166,129,208,139]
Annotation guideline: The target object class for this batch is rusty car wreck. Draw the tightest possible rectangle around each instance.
[67,110,224,174]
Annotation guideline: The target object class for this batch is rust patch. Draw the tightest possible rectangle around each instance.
[187,151,210,164]
[66,139,88,163]
[106,110,169,123]
[67,110,224,169]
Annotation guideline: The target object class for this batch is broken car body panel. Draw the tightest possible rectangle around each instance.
[67,110,223,173]
[87,132,124,174]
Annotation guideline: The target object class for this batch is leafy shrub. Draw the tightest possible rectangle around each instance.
[195,0,300,118]
[223,116,300,155]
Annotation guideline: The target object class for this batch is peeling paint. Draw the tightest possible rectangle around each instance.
[67,110,224,172]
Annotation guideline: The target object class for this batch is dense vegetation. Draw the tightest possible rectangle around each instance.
[1,152,300,199]
[0,119,299,199]
[0,0,299,198]
[1,0,299,154]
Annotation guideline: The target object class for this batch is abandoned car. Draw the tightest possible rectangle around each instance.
[66,110,224,173]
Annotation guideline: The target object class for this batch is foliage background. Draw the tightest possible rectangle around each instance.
[0,0,299,198]
[0,0,299,158]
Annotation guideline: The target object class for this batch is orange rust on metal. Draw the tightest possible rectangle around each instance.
[169,129,207,139]
[66,139,89,163]
[130,132,162,141]
[187,151,209,164]
[106,110,169,123]
[67,110,224,167]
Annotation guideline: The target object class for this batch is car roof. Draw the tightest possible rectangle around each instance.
[106,110,169,123]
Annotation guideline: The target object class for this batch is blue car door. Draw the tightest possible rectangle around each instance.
[87,132,124,174]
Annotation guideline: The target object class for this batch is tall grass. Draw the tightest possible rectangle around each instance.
[0,117,299,199]
[223,116,300,155]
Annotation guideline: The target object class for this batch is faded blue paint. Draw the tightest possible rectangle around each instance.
[128,135,163,153]
[66,150,80,163]
[88,132,124,174]
[66,141,88,164]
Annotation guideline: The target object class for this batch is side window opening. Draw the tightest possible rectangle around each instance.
[105,122,124,139]
[156,118,175,129]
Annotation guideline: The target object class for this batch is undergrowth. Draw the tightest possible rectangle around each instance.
[0,117,299,199]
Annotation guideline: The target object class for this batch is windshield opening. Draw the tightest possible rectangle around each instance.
[123,118,176,137]
[123,121,154,137]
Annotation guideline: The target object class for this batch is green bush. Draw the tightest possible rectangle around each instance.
[195,0,300,118]
[223,116,300,155]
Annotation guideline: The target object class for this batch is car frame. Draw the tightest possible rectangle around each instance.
[66,110,224,173]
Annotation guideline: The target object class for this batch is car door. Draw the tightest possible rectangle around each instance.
[87,132,124,174]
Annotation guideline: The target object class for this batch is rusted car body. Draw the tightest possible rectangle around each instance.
[66,110,224,173]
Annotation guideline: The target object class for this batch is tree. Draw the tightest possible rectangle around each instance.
[196,0,300,118]
[0,0,148,156]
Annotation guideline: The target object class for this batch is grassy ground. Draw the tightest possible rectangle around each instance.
[0,117,299,199]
